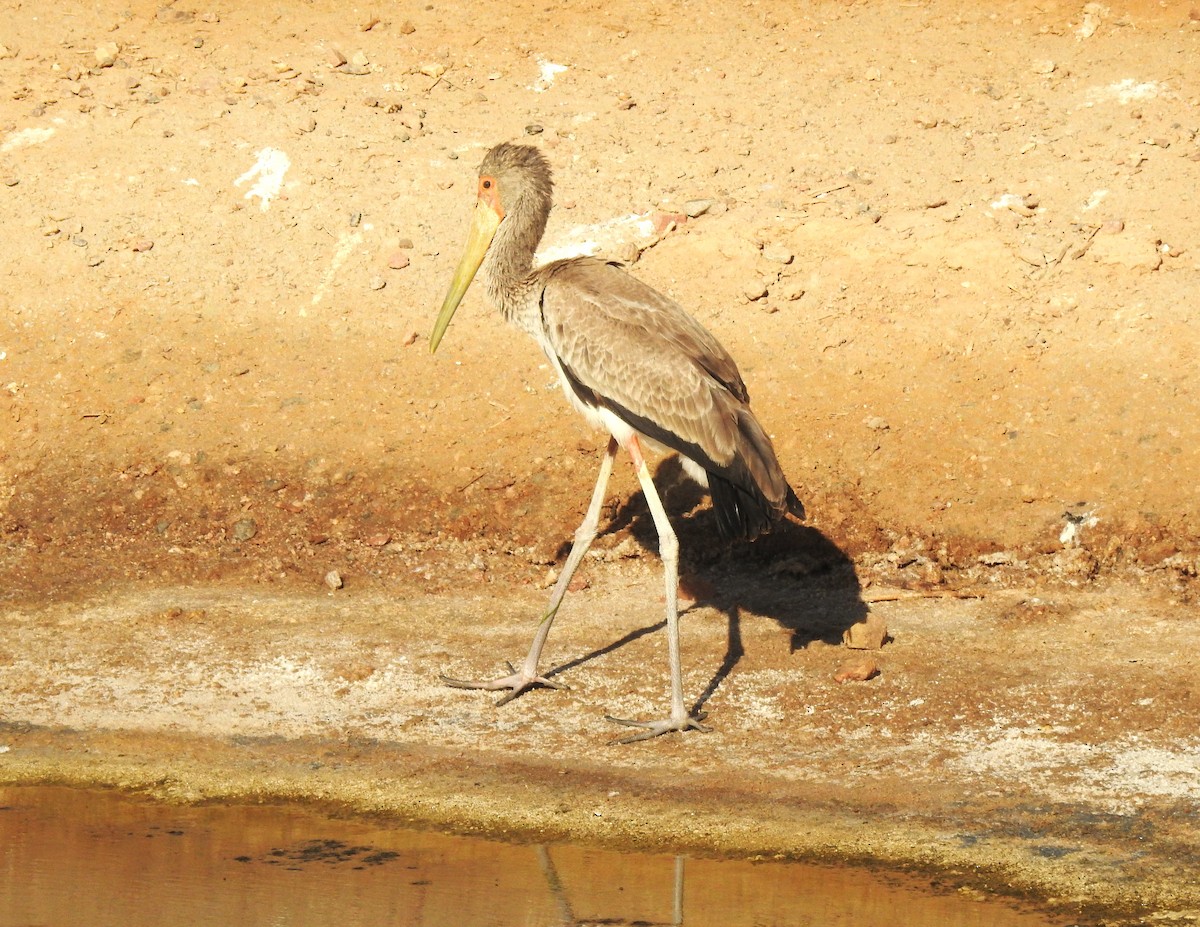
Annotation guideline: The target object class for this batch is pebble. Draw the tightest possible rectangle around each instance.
[387,250,411,270]
[327,47,347,67]
[95,42,120,68]
[360,16,380,31]
[524,124,544,135]
[834,656,881,683]
[296,116,317,134]
[1031,59,1057,74]
[683,198,714,218]
[230,517,257,543]
[864,416,889,431]
[369,275,386,290]
[762,243,794,264]
[842,612,888,650]
[743,280,768,301]
[778,279,806,302]
[0,45,17,59]
[400,20,416,34]
[419,62,445,79]
[324,570,344,590]
[132,239,154,252]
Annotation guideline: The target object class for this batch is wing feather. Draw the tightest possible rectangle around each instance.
[537,258,746,467]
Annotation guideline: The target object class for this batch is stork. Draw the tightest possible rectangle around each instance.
[430,142,802,742]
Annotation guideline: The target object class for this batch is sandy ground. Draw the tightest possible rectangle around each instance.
[2,0,1199,923]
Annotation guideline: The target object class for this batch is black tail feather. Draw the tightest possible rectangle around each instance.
[708,471,803,542]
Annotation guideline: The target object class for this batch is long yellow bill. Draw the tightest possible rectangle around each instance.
[430,199,502,353]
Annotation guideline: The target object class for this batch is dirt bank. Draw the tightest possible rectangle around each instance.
[2,0,1199,923]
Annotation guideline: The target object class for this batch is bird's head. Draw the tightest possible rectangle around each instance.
[430,143,553,353]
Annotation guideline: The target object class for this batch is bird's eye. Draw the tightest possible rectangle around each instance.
[482,179,492,189]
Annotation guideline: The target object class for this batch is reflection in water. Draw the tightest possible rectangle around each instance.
[0,786,1057,927]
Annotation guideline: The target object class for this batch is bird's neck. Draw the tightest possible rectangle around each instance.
[483,195,548,335]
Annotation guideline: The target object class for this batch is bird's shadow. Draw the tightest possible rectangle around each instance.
[547,456,868,717]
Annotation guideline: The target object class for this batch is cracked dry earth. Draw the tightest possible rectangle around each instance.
[1,0,1199,924]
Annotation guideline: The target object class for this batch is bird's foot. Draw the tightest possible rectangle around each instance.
[605,710,711,744]
[441,662,562,707]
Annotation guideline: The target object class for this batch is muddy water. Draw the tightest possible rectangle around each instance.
[0,786,1060,927]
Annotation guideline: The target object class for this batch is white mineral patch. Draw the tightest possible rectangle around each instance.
[1,126,55,153]
[234,146,291,211]
[536,213,656,263]
[530,57,567,93]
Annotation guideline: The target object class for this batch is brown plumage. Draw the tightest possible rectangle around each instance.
[431,141,802,742]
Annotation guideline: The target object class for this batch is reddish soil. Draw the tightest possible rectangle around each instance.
[2,1,1199,923]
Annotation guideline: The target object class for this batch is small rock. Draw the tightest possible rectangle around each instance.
[95,42,120,68]
[524,123,544,135]
[743,280,769,301]
[3,177,18,187]
[761,243,794,264]
[842,612,888,650]
[683,198,714,218]
[864,416,889,431]
[365,532,391,546]
[350,50,369,67]
[915,115,939,129]
[1089,234,1163,273]
[360,16,380,31]
[387,250,410,270]
[132,239,154,252]
[778,279,806,301]
[324,570,344,590]
[650,212,686,236]
[326,47,347,67]
[834,656,881,683]
[296,116,317,134]
[418,62,445,79]
[199,11,220,22]
[0,45,18,60]
[396,237,414,249]
[1031,59,1057,74]
[1099,218,1124,234]
[368,275,386,291]
[231,517,257,543]
[978,550,1013,566]
[400,20,416,34]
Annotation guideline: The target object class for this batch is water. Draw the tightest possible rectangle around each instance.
[0,786,1061,927]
